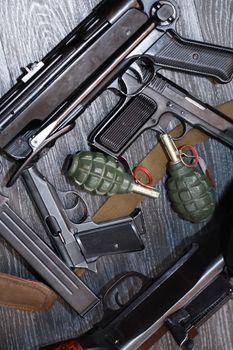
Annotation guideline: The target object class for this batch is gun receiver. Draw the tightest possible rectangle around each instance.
[0,194,100,316]
[89,71,233,157]
[0,0,233,185]
[40,235,233,350]
[22,166,145,271]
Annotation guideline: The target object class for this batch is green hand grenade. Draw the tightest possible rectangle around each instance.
[160,134,215,223]
[65,151,159,198]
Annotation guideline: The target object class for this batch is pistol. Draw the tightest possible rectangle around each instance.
[40,228,233,350]
[22,166,145,271]
[89,70,233,158]
[0,0,233,185]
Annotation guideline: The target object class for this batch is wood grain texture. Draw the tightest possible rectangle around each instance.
[0,0,233,349]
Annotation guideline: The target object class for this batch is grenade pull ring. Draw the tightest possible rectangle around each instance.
[178,145,199,168]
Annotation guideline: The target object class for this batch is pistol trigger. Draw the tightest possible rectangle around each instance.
[108,79,120,91]
[127,62,144,83]
[156,112,187,140]
[114,291,124,308]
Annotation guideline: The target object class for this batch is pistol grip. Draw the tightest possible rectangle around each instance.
[89,94,158,158]
[151,30,233,83]
[77,209,145,260]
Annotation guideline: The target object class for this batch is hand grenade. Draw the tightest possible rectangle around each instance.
[160,134,215,223]
[65,151,159,198]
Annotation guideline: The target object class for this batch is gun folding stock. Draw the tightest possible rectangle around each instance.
[22,166,145,271]
[0,0,232,185]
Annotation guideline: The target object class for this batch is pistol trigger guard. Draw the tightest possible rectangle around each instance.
[157,112,187,140]
[116,57,156,98]
[102,272,150,311]
[60,190,88,224]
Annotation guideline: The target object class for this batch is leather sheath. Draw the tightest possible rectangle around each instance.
[0,272,57,312]
[0,100,233,312]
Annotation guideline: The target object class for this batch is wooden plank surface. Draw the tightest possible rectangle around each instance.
[0,0,233,349]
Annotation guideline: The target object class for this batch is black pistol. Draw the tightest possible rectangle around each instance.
[22,166,145,271]
[89,70,233,158]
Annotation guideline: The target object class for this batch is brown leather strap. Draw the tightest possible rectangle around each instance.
[0,272,57,312]
[93,100,233,222]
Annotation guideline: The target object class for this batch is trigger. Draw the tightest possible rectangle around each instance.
[108,62,144,93]
[128,62,144,83]
[115,291,125,308]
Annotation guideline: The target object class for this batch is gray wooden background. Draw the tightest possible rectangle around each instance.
[0,0,233,349]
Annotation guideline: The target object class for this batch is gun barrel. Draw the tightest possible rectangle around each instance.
[0,3,150,155]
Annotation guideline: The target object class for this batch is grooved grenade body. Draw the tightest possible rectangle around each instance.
[160,134,215,223]
[167,162,215,223]
[65,151,159,198]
